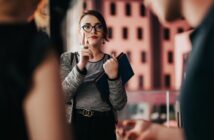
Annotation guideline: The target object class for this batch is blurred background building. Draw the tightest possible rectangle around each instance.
[65,0,192,123]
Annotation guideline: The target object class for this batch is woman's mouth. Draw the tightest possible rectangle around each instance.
[91,36,98,39]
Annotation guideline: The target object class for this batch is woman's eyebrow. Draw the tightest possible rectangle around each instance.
[83,23,91,25]
[94,22,101,25]
[83,22,101,26]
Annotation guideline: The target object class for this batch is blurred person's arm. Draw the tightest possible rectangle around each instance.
[23,51,71,140]
[137,123,184,140]
[117,120,184,140]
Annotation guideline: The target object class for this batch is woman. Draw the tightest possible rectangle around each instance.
[0,0,70,139]
[61,10,127,140]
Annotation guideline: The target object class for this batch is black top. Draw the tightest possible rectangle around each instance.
[180,5,214,140]
[0,21,53,139]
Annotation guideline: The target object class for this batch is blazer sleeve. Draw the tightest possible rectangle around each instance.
[108,77,127,110]
[60,52,86,102]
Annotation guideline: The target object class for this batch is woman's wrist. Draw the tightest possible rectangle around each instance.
[76,64,87,75]
[77,62,85,71]
[108,74,119,81]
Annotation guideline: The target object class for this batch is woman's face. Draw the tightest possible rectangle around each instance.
[79,15,104,47]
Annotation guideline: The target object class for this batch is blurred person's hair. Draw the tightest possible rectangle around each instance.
[144,0,182,23]
[79,10,109,42]
[0,0,40,17]
[164,0,182,22]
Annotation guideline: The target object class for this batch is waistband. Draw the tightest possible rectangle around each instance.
[75,109,112,118]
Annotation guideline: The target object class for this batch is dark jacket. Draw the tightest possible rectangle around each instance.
[180,5,214,140]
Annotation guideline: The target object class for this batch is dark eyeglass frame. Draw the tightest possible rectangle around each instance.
[81,23,104,33]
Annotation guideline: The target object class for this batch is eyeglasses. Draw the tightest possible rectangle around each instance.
[81,23,104,33]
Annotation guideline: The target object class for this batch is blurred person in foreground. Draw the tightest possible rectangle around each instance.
[117,0,214,140]
[127,0,214,140]
[0,0,71,139]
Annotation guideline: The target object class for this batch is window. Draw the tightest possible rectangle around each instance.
[139,75,144,89]
[122,27,128,39]
[110,2,116,15]
[164,74,171,88]
[83,2,87,9]
[125,3,131,16]
[140,4,146,16]
[141,51,147,63]
[177,27,184,33]
[168,51,173,64]
[108,27,113,39]
[163,28,170,40]
[137,27,143,40]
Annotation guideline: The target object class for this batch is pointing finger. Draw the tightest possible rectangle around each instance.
[81,33,85,46]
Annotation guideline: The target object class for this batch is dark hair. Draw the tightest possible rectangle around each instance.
[0,0,40,16]
[79,10,109,42]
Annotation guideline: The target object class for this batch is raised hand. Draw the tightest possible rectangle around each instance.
[77,33,93,71]
[103,53,119,79]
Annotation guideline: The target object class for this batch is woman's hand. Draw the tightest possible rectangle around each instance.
[103,54,119,79]
[77,33,93,71]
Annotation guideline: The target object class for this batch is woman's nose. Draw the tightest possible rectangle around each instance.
[91,27,97,34]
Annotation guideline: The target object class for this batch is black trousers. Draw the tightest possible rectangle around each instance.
[72,110,116,140]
